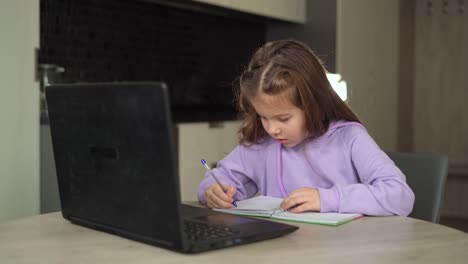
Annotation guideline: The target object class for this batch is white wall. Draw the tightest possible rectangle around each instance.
[0,0,40,222]
[336,0,400,150]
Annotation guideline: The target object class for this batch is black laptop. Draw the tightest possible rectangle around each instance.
[45,82,297,253]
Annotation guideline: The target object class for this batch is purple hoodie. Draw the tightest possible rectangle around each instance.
[197,121,415,216]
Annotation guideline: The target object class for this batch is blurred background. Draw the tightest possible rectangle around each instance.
[1,0,466,232]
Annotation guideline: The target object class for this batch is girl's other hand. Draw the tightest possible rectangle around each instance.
[205,183,237,209]
[280,187,321,213]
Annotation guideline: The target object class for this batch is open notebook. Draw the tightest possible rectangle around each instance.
[214,196,363,226]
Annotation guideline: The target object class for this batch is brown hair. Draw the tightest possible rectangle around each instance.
[237,39,360,145]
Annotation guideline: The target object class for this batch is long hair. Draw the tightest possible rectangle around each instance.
[236,39,360,145]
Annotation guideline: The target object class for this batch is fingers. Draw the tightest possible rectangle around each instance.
[280,194,306,211]
[279,188,302,209]
[205,184,236,209]
[207,195,233,209]
[288,202,314,213]
[280,188,320,212]
[225,185,237,197]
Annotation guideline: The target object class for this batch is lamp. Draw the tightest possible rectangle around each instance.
[326,73,347,101]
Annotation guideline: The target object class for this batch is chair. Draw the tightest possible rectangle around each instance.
[385,151,448,223]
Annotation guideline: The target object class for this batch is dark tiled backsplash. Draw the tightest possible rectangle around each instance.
[40,0,266,122]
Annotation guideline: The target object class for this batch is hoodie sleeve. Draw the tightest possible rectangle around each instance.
[318,129,415,216]
[197,145,259,205]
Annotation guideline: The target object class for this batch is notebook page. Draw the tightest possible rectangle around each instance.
[273,211,362,226]
[213,196,283,216]
[233,195,282,210]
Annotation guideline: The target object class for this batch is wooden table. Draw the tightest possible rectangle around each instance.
[0,211,467,263]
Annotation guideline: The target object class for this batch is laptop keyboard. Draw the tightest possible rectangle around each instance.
[184,220,240,241]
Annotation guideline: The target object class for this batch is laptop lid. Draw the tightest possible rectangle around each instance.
[46,82,184,248]
[46,82,298,253]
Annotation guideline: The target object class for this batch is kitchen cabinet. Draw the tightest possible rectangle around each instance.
[410,0,468,218]
[193,0,306,23]
[177,121,241,202]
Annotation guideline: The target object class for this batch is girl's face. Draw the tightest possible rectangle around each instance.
[251,93,308,148]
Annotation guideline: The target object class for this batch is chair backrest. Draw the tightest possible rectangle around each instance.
[385,151,448,223]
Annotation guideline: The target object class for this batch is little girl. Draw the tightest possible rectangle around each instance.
[197,40,414,216]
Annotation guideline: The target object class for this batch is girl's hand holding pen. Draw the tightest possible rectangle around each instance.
[201,159,238,208]
[205,183,237,209]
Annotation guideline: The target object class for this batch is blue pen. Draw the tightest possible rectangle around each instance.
[201,159,238,208]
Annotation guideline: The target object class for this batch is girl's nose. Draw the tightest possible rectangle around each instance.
[270,125,280,136]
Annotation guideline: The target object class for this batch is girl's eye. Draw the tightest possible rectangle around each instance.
[278,118,289,122]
